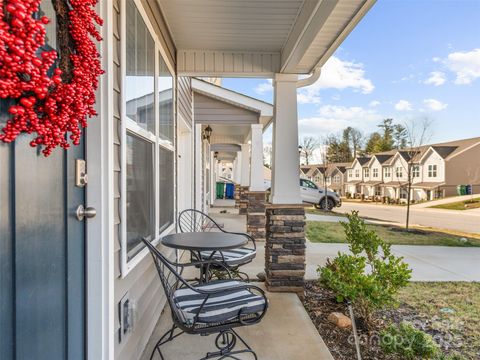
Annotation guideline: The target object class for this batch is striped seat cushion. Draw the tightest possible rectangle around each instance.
[200,247,256,266]
[173,280,266,325]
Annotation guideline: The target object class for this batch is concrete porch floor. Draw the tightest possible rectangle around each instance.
[140,202,333,360]
[140,283,333,360]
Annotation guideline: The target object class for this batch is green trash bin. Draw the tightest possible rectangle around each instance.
[460,185,467,195]
[456,185,462,196]
[216,182,225,199]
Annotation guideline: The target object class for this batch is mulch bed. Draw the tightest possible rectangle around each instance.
[303,281,464,360]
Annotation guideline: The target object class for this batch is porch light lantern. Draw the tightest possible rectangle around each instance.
[203,125,213,142]
[214,151,219,159]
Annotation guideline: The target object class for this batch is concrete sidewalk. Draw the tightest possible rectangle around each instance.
[243,242,480,282]
[212,210,480,282]
[412,194,480,208]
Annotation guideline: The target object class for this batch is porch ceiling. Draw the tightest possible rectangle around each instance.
[157,0,376,76]
[208,124,252,145]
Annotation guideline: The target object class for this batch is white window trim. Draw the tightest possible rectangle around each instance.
[120,0,177,277]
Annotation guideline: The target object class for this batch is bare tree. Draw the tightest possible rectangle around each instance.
[345,127,363,158]
[299,136,320,165]
[319,136,332,211]
[402,118,433,230]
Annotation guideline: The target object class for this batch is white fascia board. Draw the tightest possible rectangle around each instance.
[284,0,376,73]
[419,146,435,163]
[280,0,338,73]
[192,78,273,129]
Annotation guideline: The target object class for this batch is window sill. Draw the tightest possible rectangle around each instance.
[120,223,176,278]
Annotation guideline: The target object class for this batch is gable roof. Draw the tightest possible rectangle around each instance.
[375,154,395,164]
[358,156,371,166]
[431,146,458,159]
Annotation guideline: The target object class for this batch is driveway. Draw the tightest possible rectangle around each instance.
[335,202,480,234]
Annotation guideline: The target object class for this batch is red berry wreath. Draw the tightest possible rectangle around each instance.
[0,0,104,156]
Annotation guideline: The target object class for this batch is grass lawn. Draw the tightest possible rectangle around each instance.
[305,221,480,247]
[430,197,480,210]
[398,282,480,359]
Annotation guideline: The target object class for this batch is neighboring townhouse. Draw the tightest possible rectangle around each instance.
[413,137,480,199]
[350,137,480,202]
[300,165,314,179]
[361,155,386,198]
[345,156,370,197]
[309,165,328,186]
[328,163,349,196]
[300,163,347,195]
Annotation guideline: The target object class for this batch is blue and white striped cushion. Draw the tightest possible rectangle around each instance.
[173,280,266,324]
[200,247,256,266]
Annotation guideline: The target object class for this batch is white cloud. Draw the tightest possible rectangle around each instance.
[297,92,321,104]
[369,100,381,107]
[394,100,412,111]
[424,71,446,86]
[254,79,272,95]
[423,98,448,111]
[445,48,480,85]
[297,56,374,104]
[298,105,382,136]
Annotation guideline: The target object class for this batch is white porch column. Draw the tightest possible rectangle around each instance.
[210,151,216,205]
[194,124,203,211]
[233,152,241,184]
[249,124,264,191]
[240,143,250,187]
[271,74,301,204]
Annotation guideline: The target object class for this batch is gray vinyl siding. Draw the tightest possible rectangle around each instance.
[112,0,177,359]
[178,77,193,125]
[194,93,258,124]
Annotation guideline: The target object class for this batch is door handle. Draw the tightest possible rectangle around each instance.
[76,205,97,221]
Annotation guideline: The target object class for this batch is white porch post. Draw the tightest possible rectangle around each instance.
[194,124,203,211]
[234,151,242,184]
[249,124,264,191]
[271,74,301,204]
[210,151,216,205]
[240,143,250,187]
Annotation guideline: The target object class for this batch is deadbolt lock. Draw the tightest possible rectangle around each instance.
[76,159,88,187]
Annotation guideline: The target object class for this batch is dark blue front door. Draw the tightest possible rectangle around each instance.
[0,3,85,359]
[0,129,86,360]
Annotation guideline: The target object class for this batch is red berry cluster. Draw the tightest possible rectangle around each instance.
[0,0,104,156]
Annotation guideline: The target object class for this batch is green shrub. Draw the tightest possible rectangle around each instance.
[380,322,440,359]
[318,211,411,322]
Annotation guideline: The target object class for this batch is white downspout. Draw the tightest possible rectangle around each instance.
[296,67,321,88]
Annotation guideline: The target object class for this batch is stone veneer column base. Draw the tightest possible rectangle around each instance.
[265,204,306,298]
[245,191,267,242]
[235,185,250,214]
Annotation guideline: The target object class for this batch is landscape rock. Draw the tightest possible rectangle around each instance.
[327,312,352,329]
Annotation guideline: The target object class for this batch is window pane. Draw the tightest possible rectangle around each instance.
[126,133,154,260]
[159,54,174,144]
[126,0,155,133]
[159,146,174,233]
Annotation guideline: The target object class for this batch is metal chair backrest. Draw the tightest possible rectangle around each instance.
[178,209,222,233]
[141,238,193,322]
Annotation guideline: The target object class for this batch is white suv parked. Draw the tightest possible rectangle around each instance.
[300,178,342,210]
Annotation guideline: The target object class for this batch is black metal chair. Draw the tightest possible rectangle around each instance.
[178,209,257,279]
[142,238,268,360]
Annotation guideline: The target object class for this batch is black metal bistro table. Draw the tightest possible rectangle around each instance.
[161,232,248,282]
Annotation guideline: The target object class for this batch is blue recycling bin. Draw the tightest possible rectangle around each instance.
[466,184,473,195]
[225,183,235,199]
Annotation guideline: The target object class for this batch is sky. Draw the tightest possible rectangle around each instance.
[221,0,480,148]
